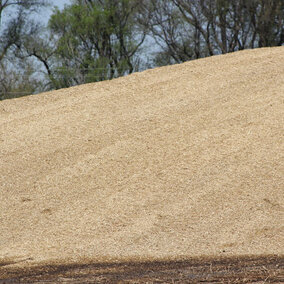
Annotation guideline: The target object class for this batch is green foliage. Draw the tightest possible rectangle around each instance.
[47,0,146,88]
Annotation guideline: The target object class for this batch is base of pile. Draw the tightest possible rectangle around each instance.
[1,255,283,283]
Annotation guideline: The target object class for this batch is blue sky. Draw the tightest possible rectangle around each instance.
[51,0,70,11]
[43,0,71,23]
[1,0,70,25]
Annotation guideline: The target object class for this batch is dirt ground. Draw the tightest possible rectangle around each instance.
[1,256,283,283]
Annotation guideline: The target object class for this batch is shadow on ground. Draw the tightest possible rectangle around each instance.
[0,255,283,283]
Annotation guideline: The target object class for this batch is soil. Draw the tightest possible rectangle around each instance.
[1,256,283,283]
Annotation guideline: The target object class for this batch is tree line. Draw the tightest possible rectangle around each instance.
[1,0,283,100]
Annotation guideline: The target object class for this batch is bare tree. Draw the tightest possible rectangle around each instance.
[139,0,202,66]
[0,0,49,99]
[141,0,283,65]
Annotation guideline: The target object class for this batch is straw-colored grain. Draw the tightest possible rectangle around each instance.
[0,47,283,268]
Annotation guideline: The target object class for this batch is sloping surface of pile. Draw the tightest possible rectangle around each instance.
[0,47,283,267]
